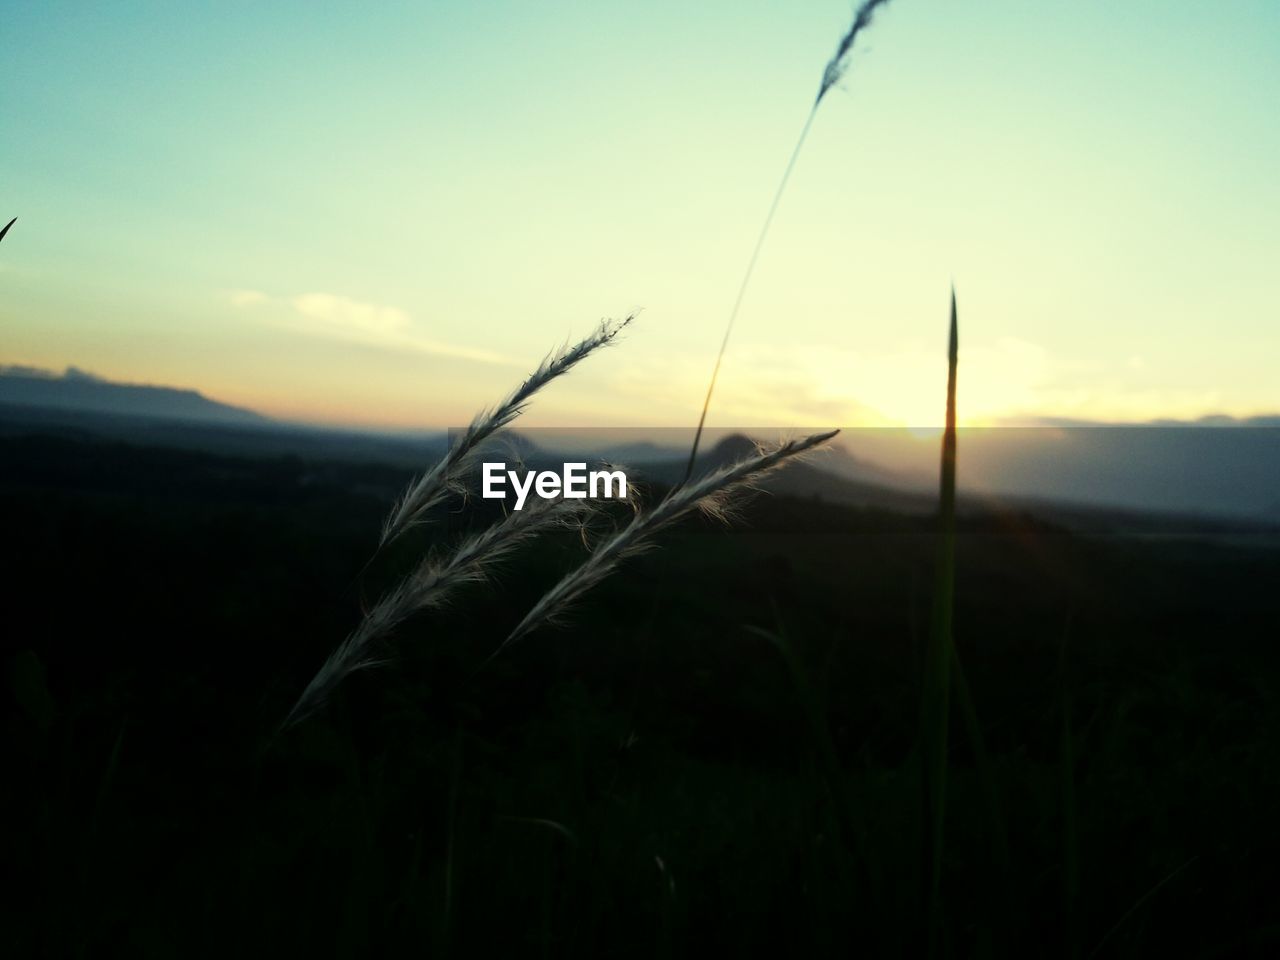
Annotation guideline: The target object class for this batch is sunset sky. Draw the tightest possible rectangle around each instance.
[3,0,1278,430]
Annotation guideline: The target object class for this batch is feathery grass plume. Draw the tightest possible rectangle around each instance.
[499,429,839,654]
[921,286,957,955]
[815,0,895,107]
[285,494,592,728]
[683,0,896,483]
[380,314,634,545]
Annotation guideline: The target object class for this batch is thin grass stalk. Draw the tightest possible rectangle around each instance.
[382,314,633,545]
[499,430,839,655]
[286,495,592,728]
[921,287,958,954]
[683,0,896,483]
[950,644,1011,858]
[1060,623,1081,958]
[949,642,1014,943]
[442,726,463,959]
[746,603,883,935]
[1086,856,1198,959]
[931,295,1011,946]
[746,616,861,851]
[683,108,816,483]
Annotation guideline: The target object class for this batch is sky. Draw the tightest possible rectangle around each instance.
[2,0,1278,430]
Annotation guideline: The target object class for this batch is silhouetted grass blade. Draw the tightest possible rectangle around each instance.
[921,287,958,954]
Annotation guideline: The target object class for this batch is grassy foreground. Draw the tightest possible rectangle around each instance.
[5,427,1280,957]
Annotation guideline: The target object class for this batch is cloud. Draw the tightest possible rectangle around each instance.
[227,289,269,308]
[290,293,411,339]
[226,289,515,366]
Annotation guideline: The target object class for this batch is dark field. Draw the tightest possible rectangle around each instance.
[5,430,1280,957]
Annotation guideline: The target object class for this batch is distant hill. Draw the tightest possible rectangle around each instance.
[1,366,1276,526]
[0,365,266,426]
[614,432,933,514]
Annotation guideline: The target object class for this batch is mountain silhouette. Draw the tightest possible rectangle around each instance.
[704,432,760,467]
[0,366,266,426]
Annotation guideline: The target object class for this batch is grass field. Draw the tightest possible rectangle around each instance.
[5,425,1280,957]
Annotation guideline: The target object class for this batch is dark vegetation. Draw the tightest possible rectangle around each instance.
[5,427,1280,957]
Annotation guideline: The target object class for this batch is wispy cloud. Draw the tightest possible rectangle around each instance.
[226,289,516,366]
[288,292,413,340]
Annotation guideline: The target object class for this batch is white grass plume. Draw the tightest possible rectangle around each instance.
[499,429,839,655]
[285,495,592,728]
[381,314,634,545]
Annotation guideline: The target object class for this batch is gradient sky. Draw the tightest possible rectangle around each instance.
[3,0,1278,429]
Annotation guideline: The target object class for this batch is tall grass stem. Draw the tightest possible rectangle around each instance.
[683,0,897,483]
[921,287,958,954]
[683,107,817,483]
